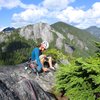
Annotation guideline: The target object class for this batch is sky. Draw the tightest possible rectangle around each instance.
[0,0,100,31]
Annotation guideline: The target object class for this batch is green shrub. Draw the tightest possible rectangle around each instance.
[55,56,100,100]
[44,49,67,63]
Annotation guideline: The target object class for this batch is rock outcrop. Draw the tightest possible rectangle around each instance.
[19,23,54,42]
[0,65,57,100]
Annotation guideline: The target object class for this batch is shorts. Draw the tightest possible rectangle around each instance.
[39,55,50,62]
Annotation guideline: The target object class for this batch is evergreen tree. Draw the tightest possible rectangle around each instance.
[55,42,100,100]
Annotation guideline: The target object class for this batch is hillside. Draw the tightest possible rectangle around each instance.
[85,26,100,38]
[51,22,100,57]
[0,22,100,65]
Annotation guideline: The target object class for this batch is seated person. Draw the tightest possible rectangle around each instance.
[39,54,55,70]
[31,41,54,72]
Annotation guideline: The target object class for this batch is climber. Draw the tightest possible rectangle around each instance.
[30,41,55,73]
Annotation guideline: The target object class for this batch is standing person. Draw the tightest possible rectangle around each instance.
[31,41,54,73]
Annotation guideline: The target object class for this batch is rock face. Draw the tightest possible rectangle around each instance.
[19,23,54,42]
[0,65,57,100]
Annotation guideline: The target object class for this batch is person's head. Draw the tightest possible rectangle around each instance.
[39,41,49,51]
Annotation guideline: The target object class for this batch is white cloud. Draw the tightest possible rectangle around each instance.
[20,4,37,10]
[0,26,6,31]
[0,0,37,10]
[91,2,100,18]
[57,7,85,23]
[42,0,75,10]
[75,19,97,29]
[77,2,100,28]
[0,0,21,9]
[12,7,48,27]
[0,28,3,31]
[4,0,99,29]
[96,18,100,24]
[56,2,100,28]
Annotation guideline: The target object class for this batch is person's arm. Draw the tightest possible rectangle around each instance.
[34,48,42,71]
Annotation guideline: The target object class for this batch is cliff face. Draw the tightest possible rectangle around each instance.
[0,64,57,100]
[19,23,54,43]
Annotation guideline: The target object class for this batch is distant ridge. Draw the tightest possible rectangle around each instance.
[85,26,100,38]
[2,27,15,32]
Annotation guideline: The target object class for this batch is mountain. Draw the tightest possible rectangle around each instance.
[0,22,100,65]
[85,26,100,38]
[2,27,15,33]
[51,22,100,57]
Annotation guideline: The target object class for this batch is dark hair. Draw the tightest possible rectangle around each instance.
[37,44,41,47]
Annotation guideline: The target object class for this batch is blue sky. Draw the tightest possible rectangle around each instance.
[0,0,100,31]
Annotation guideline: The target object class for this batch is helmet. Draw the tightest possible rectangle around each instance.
[41,41,49,49]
